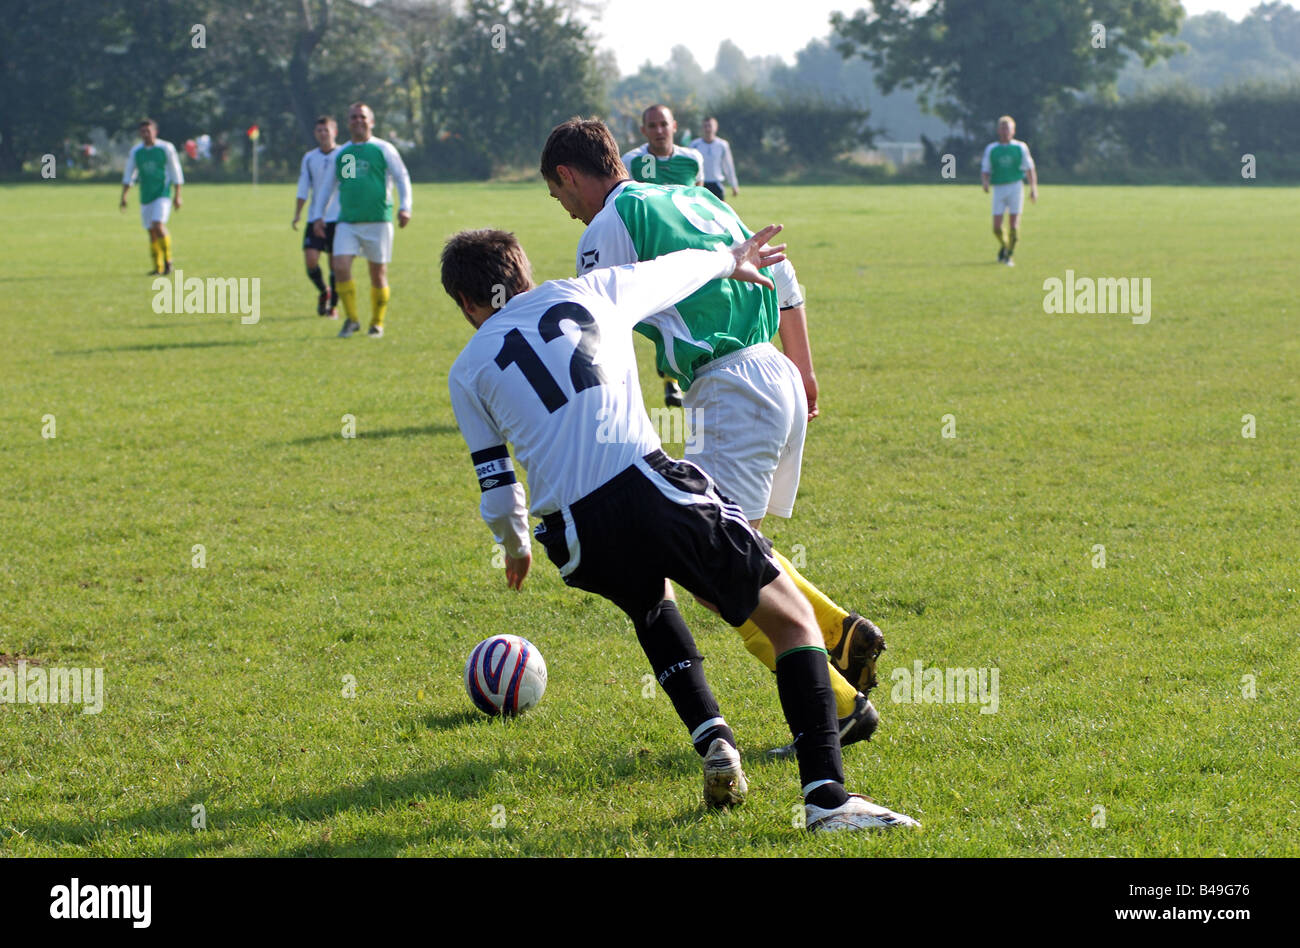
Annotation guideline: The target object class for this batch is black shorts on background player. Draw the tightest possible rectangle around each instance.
[302,220,336,252]
[536,450,779,625]
[703,181,725,200]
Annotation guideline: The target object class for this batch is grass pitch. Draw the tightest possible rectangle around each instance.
[1,181,1297,856]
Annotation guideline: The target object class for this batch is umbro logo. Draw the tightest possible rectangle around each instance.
[580,249,599,270]
[481,478,499,489]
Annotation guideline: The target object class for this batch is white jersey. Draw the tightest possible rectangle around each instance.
[689,136,738,188]
[449,248,739,556]
[297,146,341,222]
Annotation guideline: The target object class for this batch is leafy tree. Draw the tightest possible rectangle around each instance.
[831,0,1184,140]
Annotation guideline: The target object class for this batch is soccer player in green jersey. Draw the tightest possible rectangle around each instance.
[315,102,412,338]
[622,105,705,405]
[119,119,184,275]
[980,115,1038,266]
[541,119,888,759]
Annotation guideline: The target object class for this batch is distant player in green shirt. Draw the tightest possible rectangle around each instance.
[980,115,1038,266]
[119,119,184,275]
[621,104,705,404]
[315,102,413,338]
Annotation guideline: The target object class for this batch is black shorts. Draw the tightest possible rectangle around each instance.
[535,450,779,626]
[302,220,336,252]
[703,181,725,200]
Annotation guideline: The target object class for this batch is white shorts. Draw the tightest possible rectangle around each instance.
[991,181,1024,216]
[333,221,394,263]
[683,343,807,522]
[141,197,171,229]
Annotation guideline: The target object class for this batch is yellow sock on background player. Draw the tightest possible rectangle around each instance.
[370,284,390,335]
[337,279,358,322]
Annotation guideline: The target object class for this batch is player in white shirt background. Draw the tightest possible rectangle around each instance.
[441,224,918,832]
[690,116,739,201]
[292,116,342,318]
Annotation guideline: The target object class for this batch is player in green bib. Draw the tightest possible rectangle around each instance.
[119,119,184,274]
[315,102,413,338]
[620,104,705,404]
[622,104,705,189]
[980,115,1038,265]
[541,118,890,760]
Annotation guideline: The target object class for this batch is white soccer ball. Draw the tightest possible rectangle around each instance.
[464,634,547,716]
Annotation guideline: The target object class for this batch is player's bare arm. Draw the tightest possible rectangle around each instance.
[172,184,182,211]
[292,197,307,229]
[777,304,819,420]
[1029,166,1039,202]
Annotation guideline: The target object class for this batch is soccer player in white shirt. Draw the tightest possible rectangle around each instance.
[690,116,739,200]
[441,225,918,832]
[119,119,184,275]
[292,116,342,318]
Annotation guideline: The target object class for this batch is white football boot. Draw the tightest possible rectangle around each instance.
[806,794,921,832]
[702,738,748,808]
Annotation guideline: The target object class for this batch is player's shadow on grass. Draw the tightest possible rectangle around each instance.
[55,340,260,356]
[24,746,722,856]
[282,424,457,446]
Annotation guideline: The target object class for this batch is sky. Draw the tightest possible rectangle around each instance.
[580,0,1272,76]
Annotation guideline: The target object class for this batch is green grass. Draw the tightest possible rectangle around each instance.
[1,182,1297,856]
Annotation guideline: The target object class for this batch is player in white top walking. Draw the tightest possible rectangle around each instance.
[314,102,412,338]
[292,115,342,318]
[690,116,739,201]
[119,119,184,275]
[980,115,1038,266]
[441,225,919,832]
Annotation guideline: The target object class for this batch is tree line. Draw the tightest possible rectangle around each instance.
[5,0,1300,182]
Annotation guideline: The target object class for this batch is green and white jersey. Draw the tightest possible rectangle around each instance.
[122,140,184,204]
[320,136,412,223]
[621,144,705,187]
[980,139,1034,185]
[576,181,802,390]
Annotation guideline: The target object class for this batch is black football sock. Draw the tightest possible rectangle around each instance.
[329,269,338,305]
[631,599,734,756]
[776,646,848,809]
[307,265,327,293]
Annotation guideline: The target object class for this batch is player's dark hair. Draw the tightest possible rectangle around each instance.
[316,115,337,127]
[642,104,672,125]
[441,229,533,312]
[703,115,718,123]
[139,118,157,129]
[540,118,625,183]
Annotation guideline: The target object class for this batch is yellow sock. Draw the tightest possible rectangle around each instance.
[149,237,162,271]
[736,620,859,718]
[994,226,1007,250]
[1008,226,1019,252]
[370,284,390,329]
[770,549,850,651]
[161,234,172,263]
[337,280,358,320]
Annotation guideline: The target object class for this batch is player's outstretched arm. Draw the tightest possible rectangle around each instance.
[729,223,787,288]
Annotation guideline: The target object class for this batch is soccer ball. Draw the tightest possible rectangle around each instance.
[464,634,547,716]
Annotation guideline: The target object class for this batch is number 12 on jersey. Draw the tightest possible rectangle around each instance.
[494,302,608,413]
